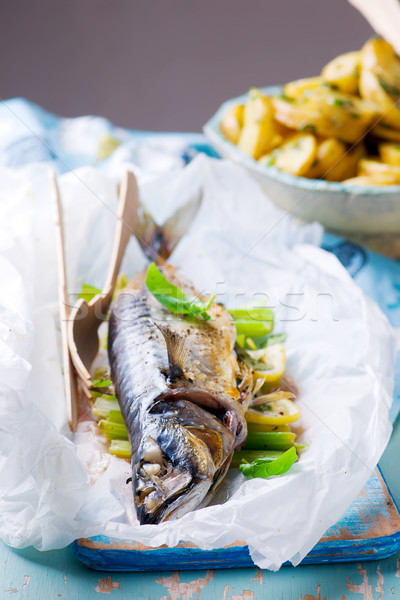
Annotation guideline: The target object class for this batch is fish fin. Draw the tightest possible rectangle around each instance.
[155,323,189,382]
[134,189,202,263]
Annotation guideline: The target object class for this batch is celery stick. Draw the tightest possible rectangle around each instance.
[229,307,274,338]
[245,432,296,451]
[109,440,131,459]
[229,307,274,322]
[233,320,273,337]
[92,397,119,419]
[109,409,124,424]
[99,420,128,440]
[231,449,284,468]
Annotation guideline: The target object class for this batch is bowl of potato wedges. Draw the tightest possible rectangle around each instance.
[204,38,400,236]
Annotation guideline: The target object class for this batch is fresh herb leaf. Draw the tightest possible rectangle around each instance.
[92,378,112,388]
[145,262,215,321]
[239,446,298,479]
[78,283,101,302]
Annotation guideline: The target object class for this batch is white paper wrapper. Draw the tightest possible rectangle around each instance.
[0,156,395,570]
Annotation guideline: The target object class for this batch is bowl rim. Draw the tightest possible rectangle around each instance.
[203,84,400,196]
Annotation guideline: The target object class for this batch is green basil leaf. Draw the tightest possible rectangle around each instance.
[239,446,298,479]
[145,262,214,321]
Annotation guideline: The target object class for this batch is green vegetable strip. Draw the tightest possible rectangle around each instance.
[245,432,296,451]
[228,307,274,322]
[92,397,119,419]
[99,420,128,441]
[108,409,125,424]
[145,262,215,321]
[231,450,284,468]
[233,320,274,337]
[239,447,298,479]
[109,440,131,459]
[228,306,274,338]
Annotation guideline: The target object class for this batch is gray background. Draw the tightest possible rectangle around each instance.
[0,0,373,131]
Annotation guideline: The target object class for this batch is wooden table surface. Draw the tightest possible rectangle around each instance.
[1,417,399,600]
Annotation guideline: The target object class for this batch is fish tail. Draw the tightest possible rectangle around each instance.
[134,189,202,263]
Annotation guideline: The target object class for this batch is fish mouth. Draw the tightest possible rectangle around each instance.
[133,396,238,524]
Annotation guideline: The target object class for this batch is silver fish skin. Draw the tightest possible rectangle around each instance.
[108,265,247,524]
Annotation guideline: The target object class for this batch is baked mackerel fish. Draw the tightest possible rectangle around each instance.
[108,205,247,524]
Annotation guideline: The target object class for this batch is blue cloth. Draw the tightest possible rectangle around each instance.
[1,97,399,422]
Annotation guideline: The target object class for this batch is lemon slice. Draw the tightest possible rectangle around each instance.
[248,343,286,386]
[245,398,301,425]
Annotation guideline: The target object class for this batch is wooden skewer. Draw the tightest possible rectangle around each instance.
[51,170,79,431]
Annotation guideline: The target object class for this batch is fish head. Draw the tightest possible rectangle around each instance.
[133,399,235,524]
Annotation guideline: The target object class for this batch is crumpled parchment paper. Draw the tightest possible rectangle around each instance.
[0,156,395,570]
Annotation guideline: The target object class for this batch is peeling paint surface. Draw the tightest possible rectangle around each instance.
[303,583,326,600]
[231,591,254,600]
[250,569,264,585]
[22,576,30,589]
[346,563,374,600]
[155,570,214,600]
[375,565,384,600]
[95,576,120,594]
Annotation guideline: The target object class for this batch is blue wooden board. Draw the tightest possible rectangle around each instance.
[73,467,400,571]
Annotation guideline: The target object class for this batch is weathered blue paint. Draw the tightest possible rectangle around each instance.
[73,468,400,571]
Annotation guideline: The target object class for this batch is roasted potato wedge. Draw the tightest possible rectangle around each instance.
[358,158,400,182]
[326,143,366,181]
[379,142,400,166]
[359,38,400,130]
[283,77,324,98]
[259,133,317,177]
[305,138,347,180]
[321,51,361,94]
[272,89,376,143]
[344,174,399,186]
[220,104,244,145]
[238,88,283,159]
[372,124,400,142]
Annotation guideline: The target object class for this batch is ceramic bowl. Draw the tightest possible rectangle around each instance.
[204,85,400,236]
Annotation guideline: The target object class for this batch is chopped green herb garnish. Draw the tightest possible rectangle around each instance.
[145,263,215,321]
[266,155,277,166]
[300,123,316,133]
[322,82,339,91]
[278,94,295,103]
[378,76,400,98]
[350,113,360,119]
[239,446,298,479]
